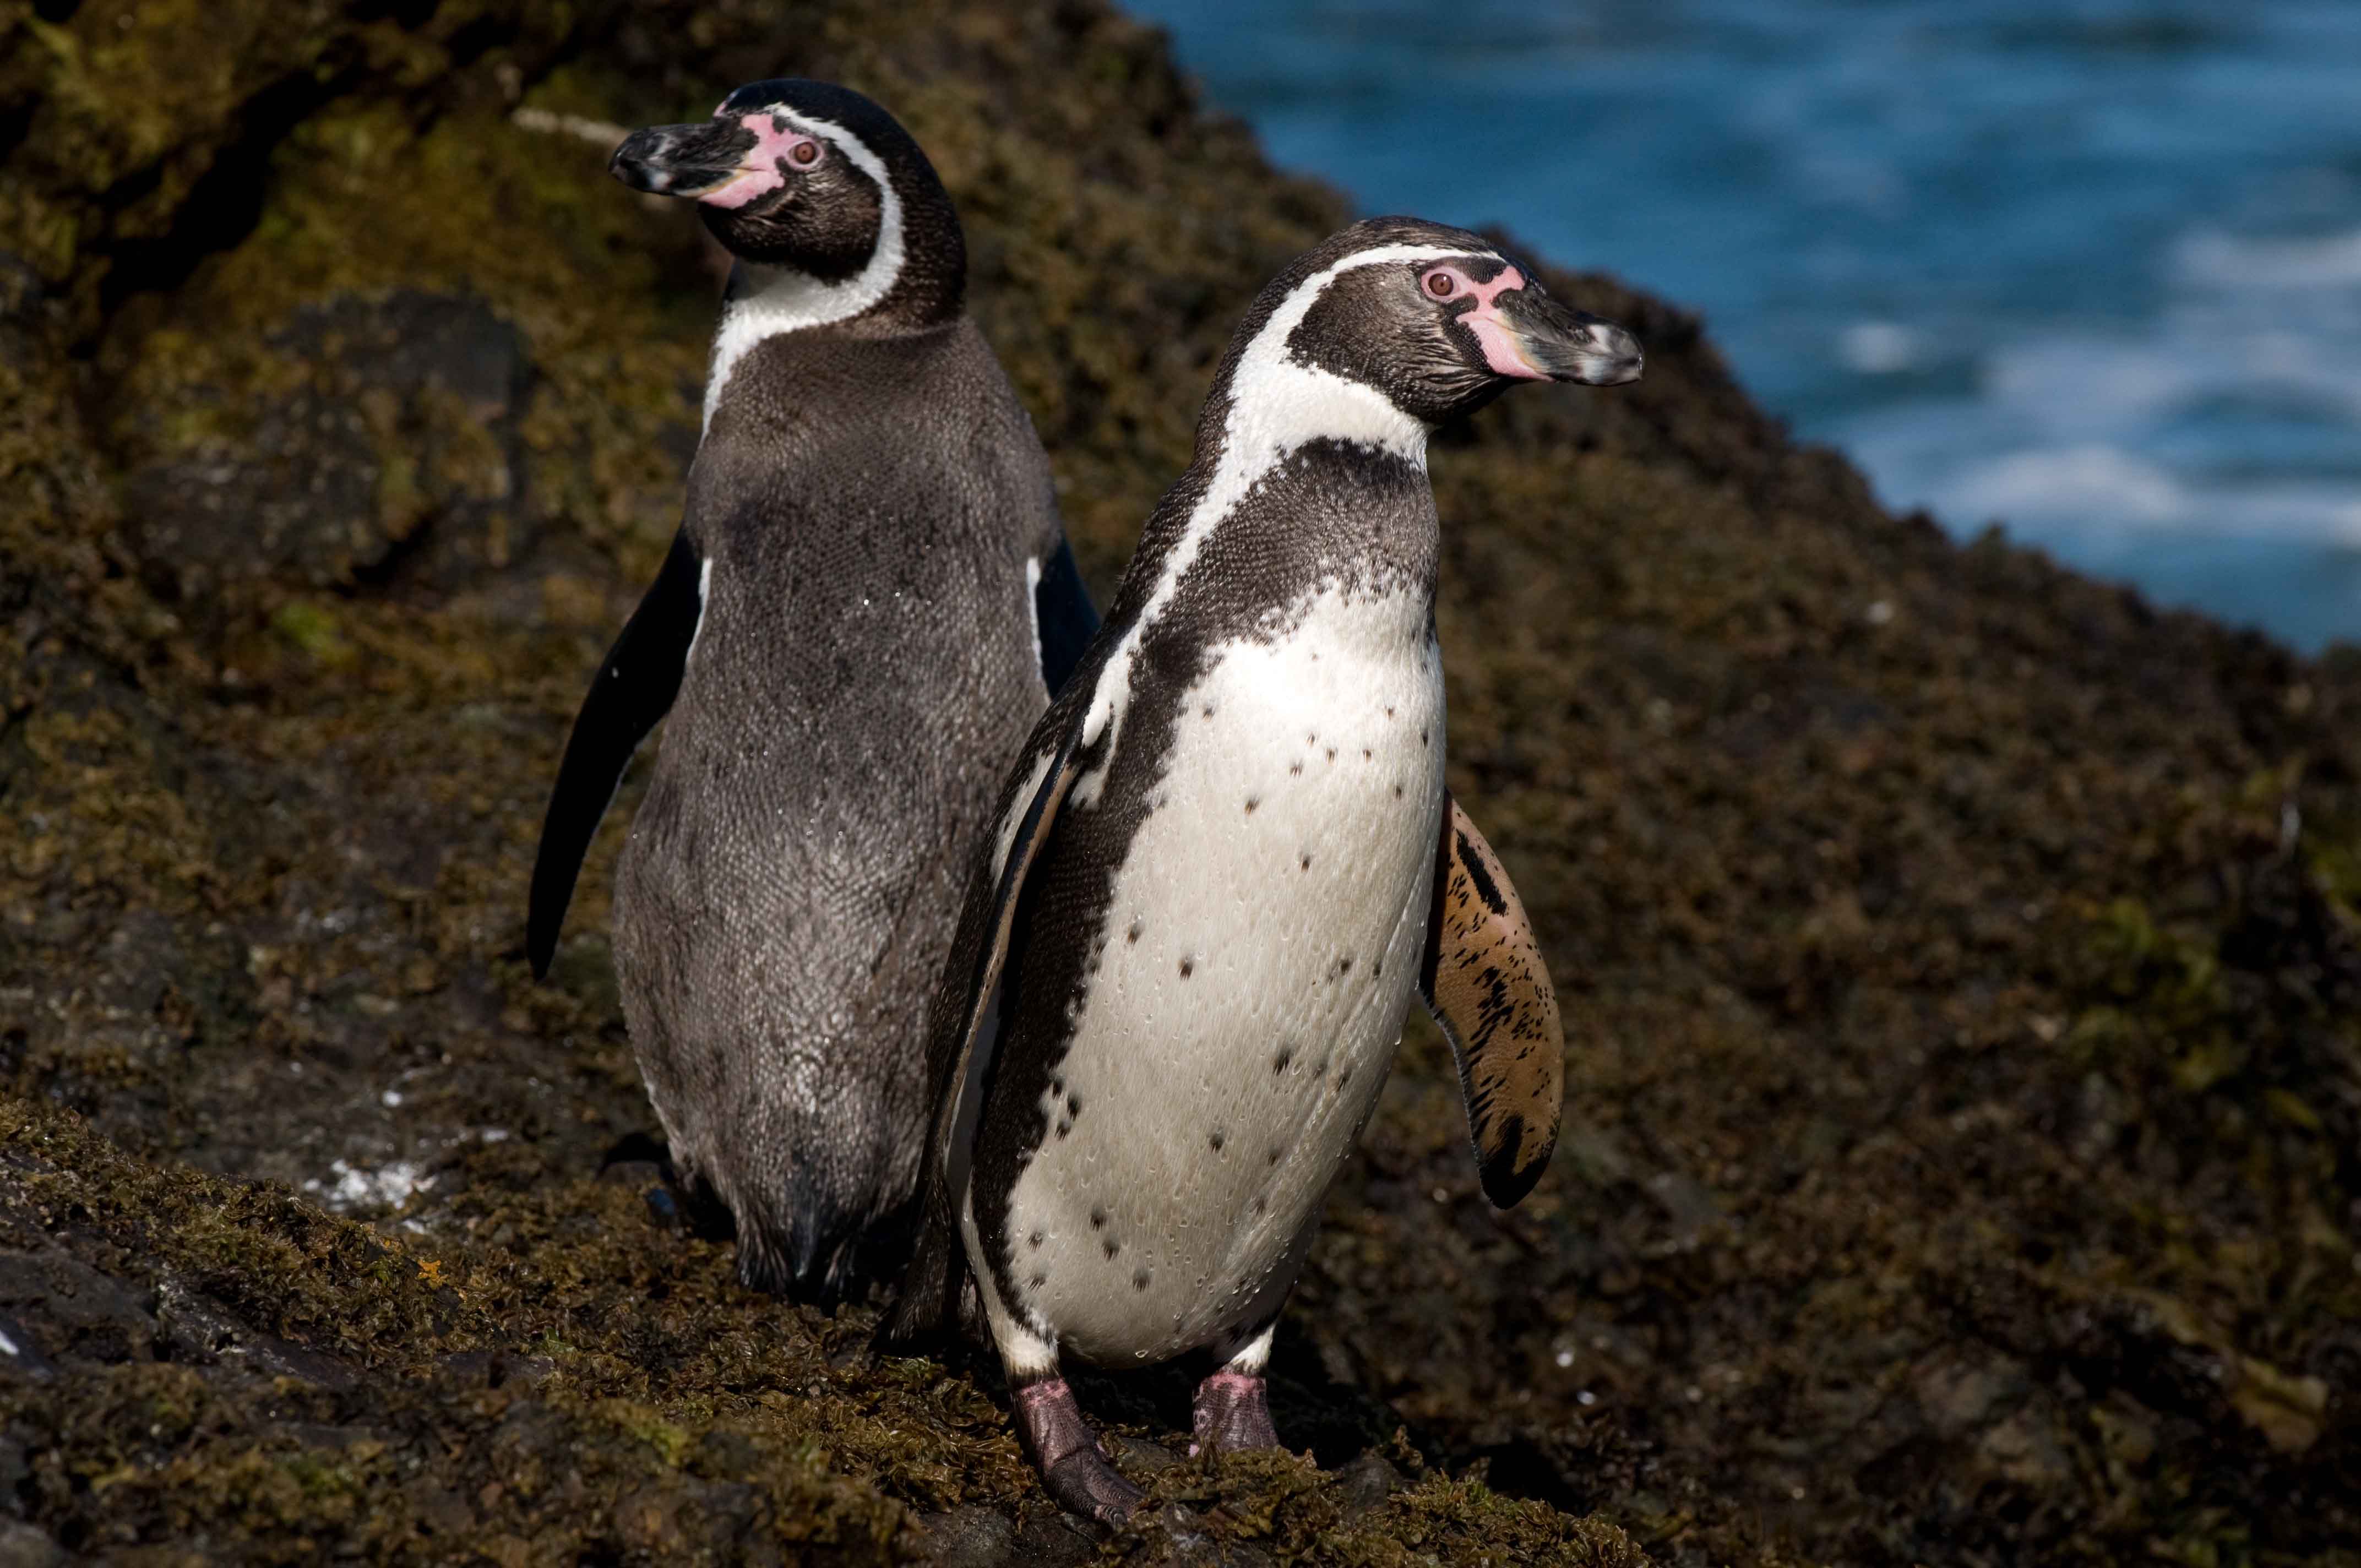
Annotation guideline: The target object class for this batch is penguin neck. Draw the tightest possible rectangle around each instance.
[1077,377,1437,798]
[700,177,966,431]
[1086,299,1434,609]
[1201,363,1431,492]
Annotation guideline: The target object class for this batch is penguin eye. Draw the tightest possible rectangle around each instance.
[1424,270,1456,298]
[790,140,822,167]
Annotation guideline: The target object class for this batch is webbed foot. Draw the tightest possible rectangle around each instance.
[1013,1377,1144,1526]
[1190,1368,1280,1454]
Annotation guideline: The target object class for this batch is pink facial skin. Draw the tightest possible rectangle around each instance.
[1422,262,1548,379]
[698,113,823,210]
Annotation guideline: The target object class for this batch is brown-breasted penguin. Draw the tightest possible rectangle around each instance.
[880,217,1640,1522]
[527,80,1098,1302]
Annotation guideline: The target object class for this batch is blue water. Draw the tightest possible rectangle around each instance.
[1127,0,2361,651]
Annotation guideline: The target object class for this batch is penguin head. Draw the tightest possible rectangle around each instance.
[1228,216,1642,430]
[611,80,964,323]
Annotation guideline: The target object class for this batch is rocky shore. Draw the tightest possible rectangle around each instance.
[3,2,2358,1562]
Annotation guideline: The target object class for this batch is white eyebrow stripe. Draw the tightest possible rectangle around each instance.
[700,109,906,431]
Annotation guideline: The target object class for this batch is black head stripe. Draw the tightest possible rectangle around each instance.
[1286,261,1498,423]
[719,79,919,156]
[701,78,967,328]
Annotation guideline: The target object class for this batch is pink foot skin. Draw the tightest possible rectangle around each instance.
[1190,1368,1281,1456]
[1011,1377,1144,1526]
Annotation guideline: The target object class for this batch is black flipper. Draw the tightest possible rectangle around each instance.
[526,531,705,980]
[1032,537,1099,700]
[880,690,1095,1349]
[941,727,1086,1205]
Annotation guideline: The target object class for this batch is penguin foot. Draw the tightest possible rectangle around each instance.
[1013,1378,1143,1526]
[1190,1368,1280,1455]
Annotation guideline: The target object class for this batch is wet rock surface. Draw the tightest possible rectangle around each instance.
[122,291,538,605]
[3,1,2359,1563]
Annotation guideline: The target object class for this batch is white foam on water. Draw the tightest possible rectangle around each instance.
[2175,226,2361,292]
[1838,320,1923,375]
[1856,419,2361,548]
[1943,444,2186,528]
[1842,209,2361,598]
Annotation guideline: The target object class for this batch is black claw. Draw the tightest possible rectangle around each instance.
[1043,1449,1145,1527]
[1012,1375,1144,1527]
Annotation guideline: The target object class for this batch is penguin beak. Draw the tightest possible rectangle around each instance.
[610,119,770,204]
[1486,286,1644,386]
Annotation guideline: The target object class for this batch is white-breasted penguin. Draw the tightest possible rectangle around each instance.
[880,217,1641,1521]
[527,80,1099,1302]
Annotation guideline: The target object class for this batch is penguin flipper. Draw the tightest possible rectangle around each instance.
[1418,794,1565,1208]
[1032,536,1100,700]
[940,721,1086,1211]
[525,531,705,980]
[883,710,1090,1349]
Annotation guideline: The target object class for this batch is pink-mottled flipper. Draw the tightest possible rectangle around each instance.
[1419,794,1564,1207]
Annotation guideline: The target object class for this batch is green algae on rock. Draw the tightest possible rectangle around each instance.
[3,0,2359,1563]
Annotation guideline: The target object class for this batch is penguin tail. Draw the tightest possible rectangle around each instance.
[738,1228,853,1307]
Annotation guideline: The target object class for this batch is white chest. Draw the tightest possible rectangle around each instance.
[1002,586,1446,1364]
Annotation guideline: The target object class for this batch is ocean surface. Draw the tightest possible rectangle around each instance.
[1126,0,2361,651]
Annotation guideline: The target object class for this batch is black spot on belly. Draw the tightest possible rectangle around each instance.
[1127,920,1142,944]
[1103,1238,1121,1260]
[1420,727,1429,747]
[1325,748,1336,763]
[1209,1129,1226,1152]
[1385,706,1395,718]
[1299,852,1312,870]
[1090,1206,1106,1230]
[1030,1272,1046,1289]
[1029,1231,1044,1249]
[1203,704,1216,718]
[1266,1146,1283,1167]
[1289,761,1303,776]
[1179,957,1194,978]
[1393,783,1403,798]
[1244,796,1259,814]
[1133,1267,1152,1292]
[1067,1092,1081,1117]
[1337,955,1353,976]
[1056,1119,1070,1139]
[1362,748,1372,760]
[1250,1195,1266,1215]
[1272,1047,1292,1075]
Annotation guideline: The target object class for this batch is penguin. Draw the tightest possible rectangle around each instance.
[527,80,1100,1302]
[880,216,1641,1521]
